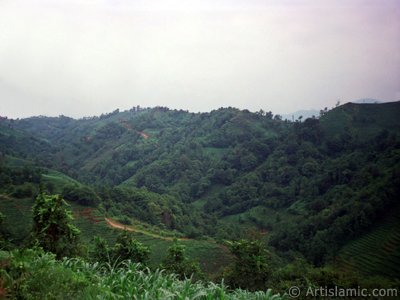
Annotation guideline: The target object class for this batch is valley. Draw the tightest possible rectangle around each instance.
[1,102,400,298]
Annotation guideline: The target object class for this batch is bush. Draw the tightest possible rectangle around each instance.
[0,248,88,299]
[224,239,271,291]
[161,240,203,281]
[90,232,150,265]
[114,231,150,264]
[32,193,81,258]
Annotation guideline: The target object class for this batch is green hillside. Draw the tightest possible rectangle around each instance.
[0,194,232,276]
[0,159,232,275]
[337,206,400,278]
[1,102,400,295]
[320,101,400,140]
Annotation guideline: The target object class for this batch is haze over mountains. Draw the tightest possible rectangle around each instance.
[280,98,385,121]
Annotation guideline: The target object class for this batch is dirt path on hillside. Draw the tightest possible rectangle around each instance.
[119,120,149,140]
[104,217,186,241]
[138,131,149,139]
[0,194,12,200]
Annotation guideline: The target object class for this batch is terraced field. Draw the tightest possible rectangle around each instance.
[337,209,400,278]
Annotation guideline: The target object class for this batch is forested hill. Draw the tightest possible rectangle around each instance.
[1,101,400,267]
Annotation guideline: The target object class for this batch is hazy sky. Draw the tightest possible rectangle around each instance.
[0,0,399,118]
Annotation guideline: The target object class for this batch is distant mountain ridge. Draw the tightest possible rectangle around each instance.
[351,98,382,104]
[281,98,386,121]
[281,109,319,121]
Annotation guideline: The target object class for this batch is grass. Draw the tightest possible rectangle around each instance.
[220,206,296,235]
[76,208,233,276]
[0,196,232,277]
[4,155,34,168]
[336,207,400,279]
[89,217,233,276]
[96,216,233,275]
[41,170,83,193]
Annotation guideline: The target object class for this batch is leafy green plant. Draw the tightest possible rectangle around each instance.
[1,249,286,299]
[1,248,88,299]
[114,231,150,264]
[224,239,271,291]
[32,193,81,258]
[161,239,203,281]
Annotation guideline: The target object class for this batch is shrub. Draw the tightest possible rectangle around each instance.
[161,239,203,281]
[113,231,150,264]
[32,193,81,258]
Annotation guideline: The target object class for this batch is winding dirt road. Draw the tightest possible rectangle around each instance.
[104,217,187,241]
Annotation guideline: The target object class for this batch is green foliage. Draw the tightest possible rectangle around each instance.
[338,208,400,278]
[0,164,41,197]
[0,248,88,299]
[32,193,81,258]
[11,182,37,198]
[268,258,399,300]
[0,195,233,277]
[98,186,183,230]
[114,231,150,263]
[1,102,400,279]
[89,236,111,263]
[320,101,400,141]
[161,239,203,280]
[90,232,150,265]
[224,239,271,291]
[62,184,100,206]
[0,196,33,247]
[1,248,286,299]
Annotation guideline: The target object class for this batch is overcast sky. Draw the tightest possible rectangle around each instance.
[0,0,399,118]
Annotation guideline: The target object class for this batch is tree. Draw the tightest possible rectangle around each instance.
[113,231,150,263]
[90,236,111,263]
[224,239,270,291]
[161,239,202,280]
[89,233,150,265]
[32,193,80,258]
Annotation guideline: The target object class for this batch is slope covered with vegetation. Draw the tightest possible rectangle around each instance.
[1,102,400,297]
[0,248,284,299]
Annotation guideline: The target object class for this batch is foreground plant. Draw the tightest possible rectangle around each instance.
[1,248,286,299]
